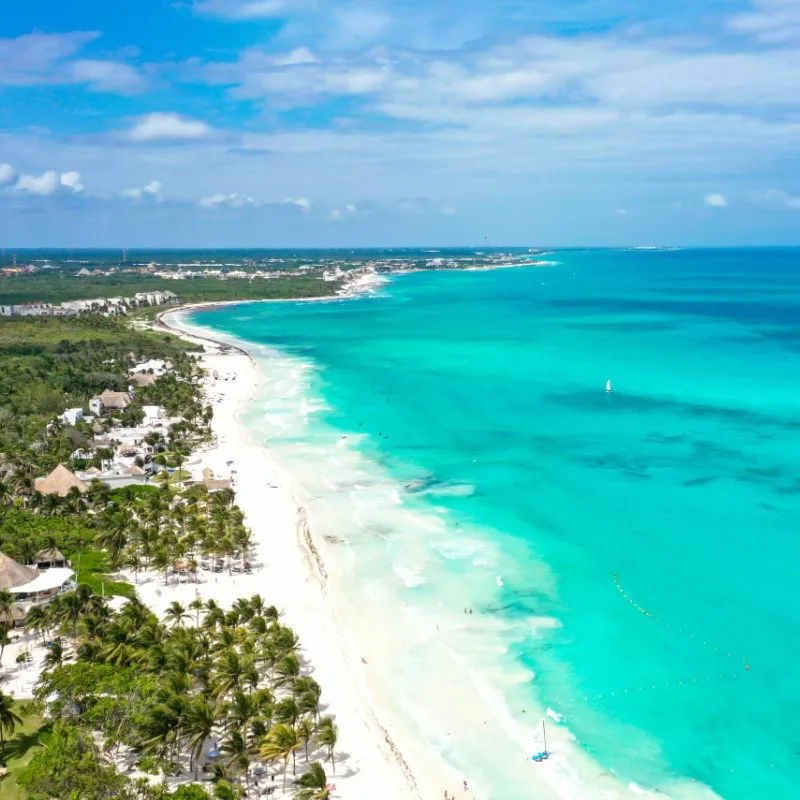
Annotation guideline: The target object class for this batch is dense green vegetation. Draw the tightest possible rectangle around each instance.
[0,274,339,306]
[0,701,47,800]
[71,550,135,600]
[0,315,198,421]
[22,592,337,799]
[0,300,342,798]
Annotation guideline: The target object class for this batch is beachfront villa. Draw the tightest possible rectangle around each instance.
[0,552,76,627]
[90,389,133,416]
[34,464,89,497]
[33,548,67,569]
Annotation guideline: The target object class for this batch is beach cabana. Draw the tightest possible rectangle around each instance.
[34,464,89,497]
[0,552,75,626]
[33,548,67,569]
[10,567,76,605]
[0,553,39,592]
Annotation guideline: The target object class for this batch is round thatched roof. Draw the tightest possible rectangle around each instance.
[0,552,39,589]
[34,464,89,497]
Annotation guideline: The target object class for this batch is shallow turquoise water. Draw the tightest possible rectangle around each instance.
[195,249,800,799]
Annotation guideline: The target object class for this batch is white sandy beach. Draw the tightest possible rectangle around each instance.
[141,315,465,800]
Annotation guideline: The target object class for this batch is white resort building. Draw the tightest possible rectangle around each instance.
[0,552,76,627]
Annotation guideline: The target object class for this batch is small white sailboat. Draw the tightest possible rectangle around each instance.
[606,379,613,394]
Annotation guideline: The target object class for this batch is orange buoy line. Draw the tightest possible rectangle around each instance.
[613,573,751,671]
[556,670,746,707]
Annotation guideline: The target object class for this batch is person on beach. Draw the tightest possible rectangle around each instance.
[463,779,469,790]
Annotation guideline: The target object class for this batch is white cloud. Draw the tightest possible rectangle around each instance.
[13,170,84,196]
[122,180,163,201]
[285,197,311,211]
[0,32,143,93]
[15,171,60,196]
[760,188,800,209]
[0,31,97,86]
[200,193,255,208]
[194,0,294,19]
[129,113,212,142]
[273,47,317,67]
[209,30,800,116]
[329,203,357,220]
[59,171,84,193]
[70,59,145,93]
[0,163,15,185]
[729,0,800,43]
[704,193,728,207]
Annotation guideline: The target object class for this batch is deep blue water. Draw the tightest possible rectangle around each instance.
[196,248,800,799]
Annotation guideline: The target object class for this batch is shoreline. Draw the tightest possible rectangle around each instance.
[155,305,459,799]
[155,291,717,800]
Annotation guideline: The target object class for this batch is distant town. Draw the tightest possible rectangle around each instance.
[0,290,179,317]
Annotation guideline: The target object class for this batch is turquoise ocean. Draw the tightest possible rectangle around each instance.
[193,249,800,799]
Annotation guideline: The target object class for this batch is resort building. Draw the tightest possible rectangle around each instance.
[32,548,68,569]
[202,468,233,492]
[130,358,169,376]
[91,389,133,416]
[142,405,165,423]
[60,407,84,426]
[34,464,89,497]
[76,462,150,490]
[0,552,76,627]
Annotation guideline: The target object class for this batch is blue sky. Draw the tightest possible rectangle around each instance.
[1,0,800,246]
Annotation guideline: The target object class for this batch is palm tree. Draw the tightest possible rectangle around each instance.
[260,723,299,788]
[184,696,220,777]
[25,604,50,646]
[274,697,300,728]
[165,601,190,629]
[315,718,338,775]
[0,628,10,666]
[294,761,330,799]
[221,729,254,787]
[294,677,321,721]
[296,717,315,763]
[189,597,204,628]
[0,589,18,631]
[151,548,171,586]
[0,692,23,755]
[213,780,243,800]
[274,653,300,687]
[43,639,64,668]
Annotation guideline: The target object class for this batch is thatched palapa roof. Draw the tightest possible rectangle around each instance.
[0,552,39,589]
[130,372,157,387]
[34,547,66,565]
[34,464,89,497]
[99,390,132,410]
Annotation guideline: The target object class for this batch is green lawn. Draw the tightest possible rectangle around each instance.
[0,702,48,800]
[71,550,135,599]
